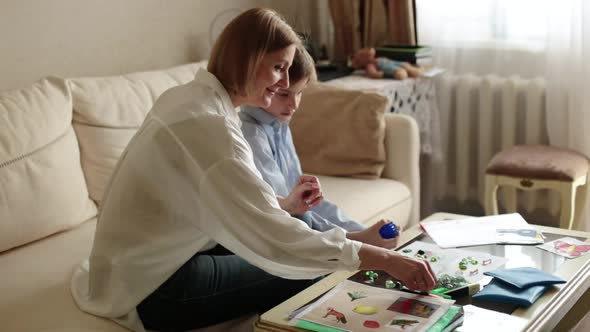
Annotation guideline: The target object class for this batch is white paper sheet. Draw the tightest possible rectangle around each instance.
[455,305,528,332]
[420,213,533,248]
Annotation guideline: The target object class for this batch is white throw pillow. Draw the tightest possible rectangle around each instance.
[0,77,97,252]
[69,61,207,203]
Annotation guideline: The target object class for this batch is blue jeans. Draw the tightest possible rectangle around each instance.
[137,244,316,331]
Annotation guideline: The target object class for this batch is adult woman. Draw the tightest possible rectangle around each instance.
[70,8,435,332]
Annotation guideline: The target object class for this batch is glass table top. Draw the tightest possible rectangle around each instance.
[395,232,588,313]
[411,232,586,275]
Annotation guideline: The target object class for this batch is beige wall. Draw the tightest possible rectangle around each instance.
[0,0,321,90]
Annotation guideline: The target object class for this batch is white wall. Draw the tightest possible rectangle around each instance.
[0,0,322,90]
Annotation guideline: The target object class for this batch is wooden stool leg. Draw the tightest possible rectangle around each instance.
[485,175,499,215]
[503,187,518,213]
[573,182,588,230]
[559,182,577,230]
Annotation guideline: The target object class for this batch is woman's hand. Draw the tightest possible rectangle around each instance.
[278,175,323,215]
[357,244,436,292]
[347,219,402,249]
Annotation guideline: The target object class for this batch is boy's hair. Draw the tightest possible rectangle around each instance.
[289,45,317,85]
[208,8,301,97]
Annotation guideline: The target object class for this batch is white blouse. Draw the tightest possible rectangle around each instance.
[70,69,362,332]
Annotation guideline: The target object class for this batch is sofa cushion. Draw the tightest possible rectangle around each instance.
[0,77,97,253]
[69,61,207,203]
[317,175,412,228]
[291,83,389,179]
[0,220,121,331]
[0,219,258,332]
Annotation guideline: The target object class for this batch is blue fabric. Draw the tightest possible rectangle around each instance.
[472,278,550,307]
[483,267,566,289]
[376,58,404,78]
[239,106,365,232]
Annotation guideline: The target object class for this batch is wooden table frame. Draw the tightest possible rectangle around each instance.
[253,212,590,332]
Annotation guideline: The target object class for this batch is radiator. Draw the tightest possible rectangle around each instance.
[430,74,560,220]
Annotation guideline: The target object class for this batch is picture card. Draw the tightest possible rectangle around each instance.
[537,237,590,259]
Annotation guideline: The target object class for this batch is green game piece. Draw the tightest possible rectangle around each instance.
[402,248,412,253]
[471,259,478,265]
[430,257,438,262]
[430,287,449,294]
[385,280,396,289]
[365,271,378,283]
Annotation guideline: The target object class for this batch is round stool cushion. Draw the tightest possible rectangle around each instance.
[486,145,589,181]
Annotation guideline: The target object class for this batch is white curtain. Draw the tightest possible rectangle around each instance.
[417,0,590,231]
[417,0,549,78]
[545,1,590,232]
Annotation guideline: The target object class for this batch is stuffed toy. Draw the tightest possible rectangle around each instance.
[351,47,423,80]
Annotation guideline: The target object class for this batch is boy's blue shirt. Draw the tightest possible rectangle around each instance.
[239,105,365,232]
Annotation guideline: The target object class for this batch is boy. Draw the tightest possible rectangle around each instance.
[240,45,399,249]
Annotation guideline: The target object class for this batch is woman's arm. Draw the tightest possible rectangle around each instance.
[198,155,362,279]
[199,156,434,289]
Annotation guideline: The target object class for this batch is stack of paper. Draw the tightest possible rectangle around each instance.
[420,213,539,248]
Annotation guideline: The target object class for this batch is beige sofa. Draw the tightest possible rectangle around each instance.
[0,62,420,331]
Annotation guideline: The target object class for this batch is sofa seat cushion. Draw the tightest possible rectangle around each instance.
[0,77,97,253]
[316,175,412,228]
[0,219,256,332]
[69,61,208,204]
[0,219,124,331]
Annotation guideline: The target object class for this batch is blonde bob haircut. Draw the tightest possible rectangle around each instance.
[208,8,301,97]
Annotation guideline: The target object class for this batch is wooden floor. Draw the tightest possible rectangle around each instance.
[574,311,590,331]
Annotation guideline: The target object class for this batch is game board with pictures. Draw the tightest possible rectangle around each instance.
[398,241,507,286]
[293,280,453,332]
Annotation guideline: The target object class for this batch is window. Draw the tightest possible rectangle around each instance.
[417,0,551,51]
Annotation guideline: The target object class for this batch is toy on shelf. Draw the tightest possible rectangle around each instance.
[351,47,424,80]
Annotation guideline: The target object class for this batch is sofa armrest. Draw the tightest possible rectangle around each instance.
[381,113,420,226]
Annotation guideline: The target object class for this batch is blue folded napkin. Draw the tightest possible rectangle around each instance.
[483,267,565,288]
[474,267,565,306]
[472,278,549,306]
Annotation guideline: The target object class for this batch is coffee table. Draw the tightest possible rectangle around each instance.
[253,212,590,331]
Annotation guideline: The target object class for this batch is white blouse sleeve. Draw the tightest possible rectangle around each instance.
[198,157,362,279]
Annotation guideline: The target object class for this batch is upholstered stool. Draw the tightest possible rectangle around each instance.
[484,145,589,229]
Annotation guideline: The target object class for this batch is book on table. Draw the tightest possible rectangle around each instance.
[375,44,432,64]
[291,278,455,332]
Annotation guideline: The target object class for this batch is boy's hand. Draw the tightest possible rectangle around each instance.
[278,175,323,215]
[347,219,402,249]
